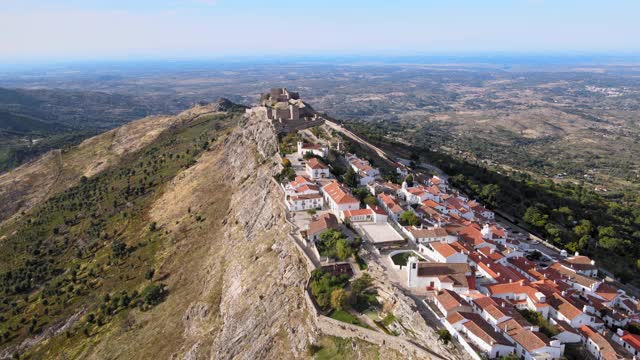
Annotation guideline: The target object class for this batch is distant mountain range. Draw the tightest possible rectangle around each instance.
[0,87,157,172]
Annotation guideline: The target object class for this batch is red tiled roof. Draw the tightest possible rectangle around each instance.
[595,283,620,302]
[548,293,583,320]
[307,157,328,170]
[621,331,640,352]
[289,175,312,188]
[378,193,403,213]
[322,181,359,205]
[343,209,373,218]
[509,328,549,352]
[459,223,487,246]
[578,325,629,360]
[436,289,468,311]
[290,193,323,201]
[307,213,339,236]
[431,242,460,258]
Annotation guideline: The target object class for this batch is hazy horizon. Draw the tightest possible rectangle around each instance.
[2,0,640,63]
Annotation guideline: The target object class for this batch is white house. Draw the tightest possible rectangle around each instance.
[559,255,598,278]
[286,193,323,212]
[321,181,360,217]
[341,206,387,224]
[306,213,340,242]
[446,311,516,359]
[406,258,472,293]
[377,193,404,222]
[579,325,630,360]
[400,182,430,204]
[306,158,330,179]
[486,282,551,319]
[612,328,640,359]
[508,328,564,360]
[552,320,582,344]
[419,242,468,263]
[297,141,328,157]
[547,293,595,329]
[346,154,379,185]
[434,289,472,317]
[403,226,458,244]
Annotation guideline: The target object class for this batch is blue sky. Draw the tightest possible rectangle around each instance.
[1,0,639,62]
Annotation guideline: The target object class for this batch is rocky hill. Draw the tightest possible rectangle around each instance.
[0,100,439,359]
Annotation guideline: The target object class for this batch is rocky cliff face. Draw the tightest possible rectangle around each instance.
[60,109,317,359]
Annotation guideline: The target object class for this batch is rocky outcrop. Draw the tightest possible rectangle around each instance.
[73,109,316,360]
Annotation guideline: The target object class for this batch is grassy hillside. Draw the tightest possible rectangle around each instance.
[0,110,237,357]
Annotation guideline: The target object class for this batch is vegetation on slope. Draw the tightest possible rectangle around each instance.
[0,111,235,357]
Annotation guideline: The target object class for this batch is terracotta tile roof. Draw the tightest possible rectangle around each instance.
[290,193,323,201]
[406,226,450,239]
[478,247,504,261]
[416,263,471,288]
[446,311,465,324]
[343,208,373,217]
[322,181,359,205]
[431,242,460,258]
[554,319,578,334]
[307,157,328,170]
[620,331,640,352]
[561,255,597,271]
[462,314,512,346]
[487,281,545,305]
[422,199,443,209]
[509,328,549,352]
[471,204,491,214]
[459,223,487,247]
[348,156,374,172]
[489,225,506,238]
[548,293,583,320]
[378,193,403,213]
[427,185,442,195]
[480,261,526,283]
[293,184,320,193]
[307,213,340,237]
[289,175,312,188]
[547,262,600,288]
[578,325,629,360]
[474,296,508,320]
[436,289,469,311]
[300,143,325,150]
[446,197,466,209]
[595,283,620,302]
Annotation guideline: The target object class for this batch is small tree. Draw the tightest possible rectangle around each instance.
[336,239,352,260]
[364,194,378,208]
[282,158,292,168]
[343,167,358,188]
[437,329,451,344]
[330,288,348,311]
[400,211,420,226]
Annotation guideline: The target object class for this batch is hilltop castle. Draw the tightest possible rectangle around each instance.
[246,88,324,133]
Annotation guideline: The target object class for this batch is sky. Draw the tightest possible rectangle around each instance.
[1,0,639,62]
